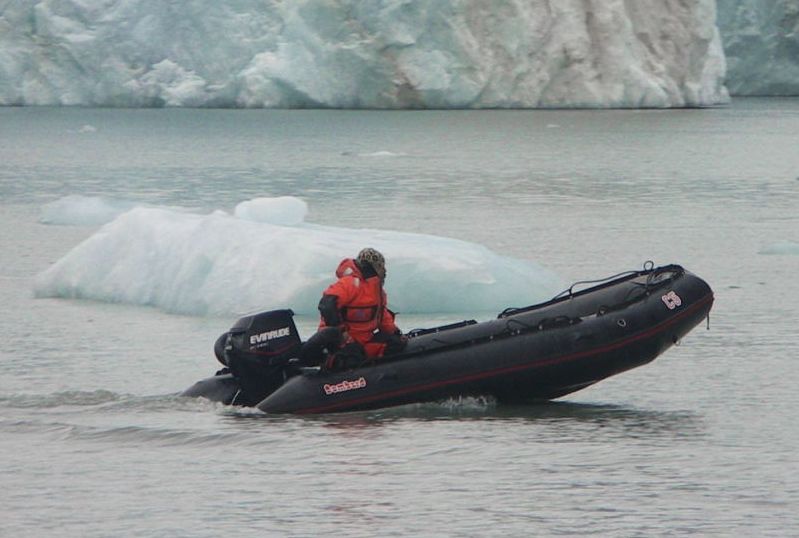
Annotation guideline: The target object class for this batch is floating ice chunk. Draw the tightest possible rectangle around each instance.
[233,197,308,226]
[341,150,408,158]
[34,205,562,317]
[759,241,799,255]
[78,124,97,133]
[361,151,406,157]
[39,195,137,226]
[39,195,195,226]
[341,150,407,158]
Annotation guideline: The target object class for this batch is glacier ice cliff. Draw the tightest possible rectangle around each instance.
[717,0,799,96]
[0,0,729,108]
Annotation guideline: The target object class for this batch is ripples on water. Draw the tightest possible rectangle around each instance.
[2,389,705,445]
[1,100,798,536]
[0,383,793,536]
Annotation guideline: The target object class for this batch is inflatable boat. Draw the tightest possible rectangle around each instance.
[182,263,713,414]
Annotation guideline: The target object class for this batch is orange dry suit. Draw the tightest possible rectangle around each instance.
[318,258,400,358]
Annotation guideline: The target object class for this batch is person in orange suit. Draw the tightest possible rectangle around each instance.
[300,248,406,370]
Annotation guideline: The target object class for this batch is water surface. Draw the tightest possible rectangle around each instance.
[1,100,797,536]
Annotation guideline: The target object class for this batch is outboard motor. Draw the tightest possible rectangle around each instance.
[218,309,303,406]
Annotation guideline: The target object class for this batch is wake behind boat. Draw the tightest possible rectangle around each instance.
[182,263,713,414]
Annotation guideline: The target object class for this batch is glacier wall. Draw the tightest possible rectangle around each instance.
[0,0,729,108]
[717,0,799,96]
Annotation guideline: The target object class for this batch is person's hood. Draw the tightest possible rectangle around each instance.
[335,258,364,280]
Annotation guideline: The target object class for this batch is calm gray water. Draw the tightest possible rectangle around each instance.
[1,100,798,537]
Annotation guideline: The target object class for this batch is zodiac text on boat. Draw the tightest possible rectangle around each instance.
[661,291,683,310]
[324,377,367,395]
[250,327,291,346]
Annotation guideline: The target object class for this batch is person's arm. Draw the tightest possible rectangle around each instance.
[319,275,357,330]
[318,294,342,327]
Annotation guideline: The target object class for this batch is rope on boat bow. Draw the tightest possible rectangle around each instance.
[552,260,657,300]
[498,261,680,319]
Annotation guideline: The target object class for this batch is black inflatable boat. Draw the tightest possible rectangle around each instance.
[182,263,713,414]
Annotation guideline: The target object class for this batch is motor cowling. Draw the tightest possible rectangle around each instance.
[226,309,301,362]
[216,309,303,406]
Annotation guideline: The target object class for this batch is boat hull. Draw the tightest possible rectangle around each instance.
[256,264,713,413]
[182,264,713,414]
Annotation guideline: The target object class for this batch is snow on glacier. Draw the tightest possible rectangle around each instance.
[716,0,799,95]
[33,197,562,317]
[0,0,729,108]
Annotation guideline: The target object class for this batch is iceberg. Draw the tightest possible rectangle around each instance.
[759,240,799,255]
[234,197,308,226]
[0,0,729,108]
[717,0,799,95]
[39,195,192,226]
[34,197,562,317]
[39,195,137,226]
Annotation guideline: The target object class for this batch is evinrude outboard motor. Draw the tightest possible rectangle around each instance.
[218,309,302,406]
